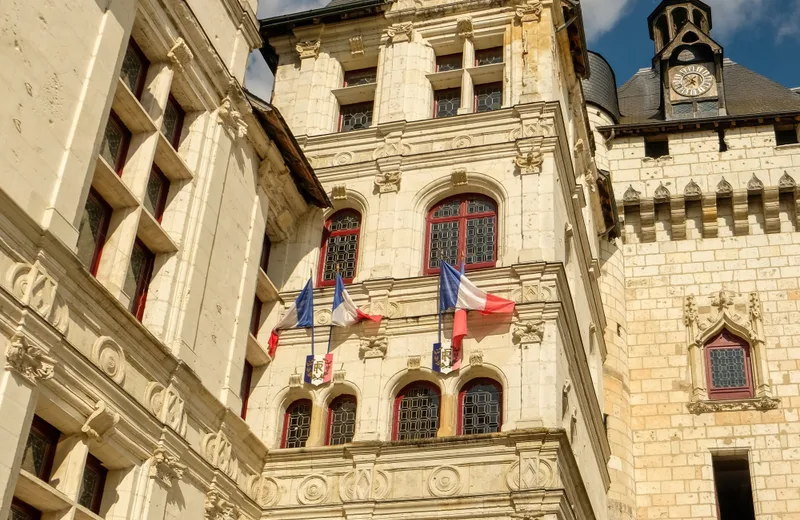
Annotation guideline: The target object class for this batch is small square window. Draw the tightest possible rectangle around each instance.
[436,54,463,72]
[475,82,502,113]
[434,88,461,118]
[644,136,670,158]
[144,167,170,222]
[339,102,373,132]
[475,47,503,66]
[78,454,107,515]
[99,111,131,174]
[343,68,377,87]
[120,40,149,99]
[161,95,185,149]
[775,124,799,146]
[20,416,61,482]
[125,239,155,321]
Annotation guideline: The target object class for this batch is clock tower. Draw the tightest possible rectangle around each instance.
[648,0,727,119]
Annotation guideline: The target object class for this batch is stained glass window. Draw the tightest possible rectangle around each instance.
[435,88,460,118]
[436,53,463,72]
[99,112,130,173]
[144,167,169,222]
[120,40,148,98]
[328,396,357,445]
[706,330,753,400]
[161,95,184,148]
[475,47,503,66]
[21,416,60,481]
[475,82,502,113]
[76,190,112,275]
[340,102,373,132]
[283,400,312,448]
[460,379,502,435]
[320,210,361,285]
[344,68,377,86]
[78,454,107,514]
[426,195,497,273]
[124,239,155,321]
[394,383,440,441]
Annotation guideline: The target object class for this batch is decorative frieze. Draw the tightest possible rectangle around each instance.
[150,445,186,487]
[144,382,187,435]
[202,430,239,480]
[5,259,68,333]
[506,455,556,490]
[82,400,120,443]
[428,466,462,497]
[340,469,389,501]
[5,334,56,385]
[297,474,330,505]
[687,396,780,415]
[359,336,388,359]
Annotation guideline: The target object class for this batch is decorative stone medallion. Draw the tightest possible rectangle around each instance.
[428,466,462,497]
[298,474,329,505]
[92,336,126,385]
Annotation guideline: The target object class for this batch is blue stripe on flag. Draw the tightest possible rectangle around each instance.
[439,261,460,312]
[333,274,345,310]
[296,279,315,327]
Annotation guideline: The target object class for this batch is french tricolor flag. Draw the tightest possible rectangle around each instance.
[331,274,382,327]
[268,279,314,357]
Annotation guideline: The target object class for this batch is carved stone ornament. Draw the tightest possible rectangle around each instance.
[514,150,544,174]
[407,355,421,370]
[654,182,670,202]
[332,185,348,201]
[779,171,796,190]
[451,167,468,186]
[333,151,355,166]
[144,382,187,435]
[340,469,389,501]
[333,369,346,384]
[512,321,545,344]
[374,171,401,193]
[747,173,764,192]
[5,260,68,332]
[295,40,320,59]
[515,1,544,23]
[167,37,194,72]
[456,17,474,38]
[386,22,414,43]
[428,466,462,497]
[289,372,303,388]
[506,456,557,490]
[218,96,248,138]
[202,431,238,480]
[716,177,733,196]
[297,474,329,505]
[82,400,120,443]
[623,185,641,205]
[359,336,388,359]
[684,179,702,199]
[248,475,281,507]
[349,35,365,55]
[687,396,780,415]
[205,487,238,520]
[91,336,126,385]
[470,350,484,366]
[150,445,186,487]
[373,139,411,160]
[5,334,56,385]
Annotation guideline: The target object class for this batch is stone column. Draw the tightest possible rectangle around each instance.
[516,1,554,104]
[129,444,185,520]
[512,307,547,429]
[376,23,434,124]
[0,333,54,519]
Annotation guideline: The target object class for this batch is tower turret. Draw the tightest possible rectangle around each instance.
[648,0,712,54]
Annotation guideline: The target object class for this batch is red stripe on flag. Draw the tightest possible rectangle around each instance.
[482,294,516,314]
[452,308,467,367]
[268,329,280,358]
[356,309,383,323]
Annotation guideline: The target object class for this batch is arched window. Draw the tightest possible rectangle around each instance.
[281,399,312,448]
[705,330,754,400]
[319,209,361,286]
[672,7,689,33]
[425,194,497,274]
[327,395,357,445]
[458,378,502,435]
[393,382,440,441]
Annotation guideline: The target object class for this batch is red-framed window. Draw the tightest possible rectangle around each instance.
[436,53,463,72]
[76,189,112,276]
[339,102,373,132]
[458,378,502,435]
[161,94,185,149]
[78,454,107,514]
[125,239,155,321]
[344,68,377,87]
[425,194,497,274]
[144,166,170,222]
[99,111,131,174]
[21,415,61,482]
[120,39,149,99]
[259,234,272,273]
[434,88,461,118]
[318,209,361,287]
[240,360,253,420]
[281,399,312,448]
[705,330,754,400]
[475,82,502,113]
[326,395,357,446]
[393,382,440,441]
[475,47,503,66]
[250,296,262,337]
[10,498,42,520]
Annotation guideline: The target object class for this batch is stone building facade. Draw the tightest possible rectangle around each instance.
[3,1,800,520]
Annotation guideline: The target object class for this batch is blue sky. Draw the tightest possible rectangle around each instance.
[245,0,800,100]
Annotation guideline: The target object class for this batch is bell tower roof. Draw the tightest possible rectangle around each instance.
[647,0,713,53]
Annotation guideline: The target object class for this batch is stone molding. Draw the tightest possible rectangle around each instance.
[687,396,780,415]
[167,37,194,72]
[82,400,120,443]
[4,333,56,385]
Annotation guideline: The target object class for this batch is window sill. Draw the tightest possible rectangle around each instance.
[74,504,104,520]
[154,133,193,181]
[137,208,179,254]
[247,332,272,367]
[112,77,155,134]
[256,268,280,303]
[14,469,71,512]
[467,62,504,85]
[687,395,780,415]
[331,83,377,105]
[92,156,138,209]
[775,143,800,151]
[426,69,463,90]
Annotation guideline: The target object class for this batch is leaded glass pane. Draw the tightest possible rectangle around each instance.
[76,196,105,269]
[21,430,49,478]
[710,348,747,389]
[99,117,124,168]
[144,170,166,218]
[78,466,100,510]
[432,199,461,218]
[698,100,719,113]
[397,386,439,441]
[329,213,360,232]
[428,221,459,269]
[322,234,358,282]
[466,216,496,265]
[435,89,460,118]
[340,102,373,132]
[329,398,356,445]
[285,401,311,448]
[436,54,462,72]
[124,243,148,300]
[120,44,145,95]
[161,98,181,144]
[344,68,377,86]
[475,83,502,113]
[467,198,496,214]
[462,382,501,435]
[475,47,503,66]
[10,505,37,520]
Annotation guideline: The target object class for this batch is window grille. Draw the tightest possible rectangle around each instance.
[394,383,440,441]
[435,88,461,118]
[282,400,312,448]
[426,195,497,273]
[475,82,502,112]
[340,102,373,132]
[327,396,357,445]
[319,210,361,286]
[459,379,502,435]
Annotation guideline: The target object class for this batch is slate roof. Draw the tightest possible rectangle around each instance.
[582,52,621,121]
[617,59,800,124]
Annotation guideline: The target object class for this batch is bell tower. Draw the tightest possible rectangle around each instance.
[647,0,726,119]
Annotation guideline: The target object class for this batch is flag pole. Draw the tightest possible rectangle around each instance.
[310,268,315,357]
[437,254,444,347]
[327,265,340,354]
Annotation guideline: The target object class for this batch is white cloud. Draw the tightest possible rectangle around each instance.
[703,0,768,39]
[580,0,636,42]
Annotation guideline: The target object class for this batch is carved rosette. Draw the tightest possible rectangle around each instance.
[5,334,56,385]
[150,446,186,487]
[297,474,329,505]
[514,150,544,174]
[91,336,126,385]
[386,22,413,44]
[359,336,388,359]
[374,171,401,193]
[248,475,281,507]
[452,135,473,149]
[295,40,320,59]
[428,466,462,497]
[512,321,545,344]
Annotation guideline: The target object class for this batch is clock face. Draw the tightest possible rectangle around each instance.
[672,65,714,97]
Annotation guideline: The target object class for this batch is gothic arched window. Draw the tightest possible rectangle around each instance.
[327,395,357,445]
[425,194,498,274]
[319,209,361,286]
[458,378,502,435]
[281,399,312,448]
[705,330,754,400]
[393,382,441,441]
